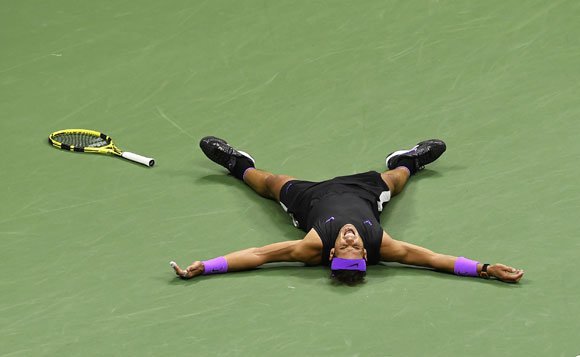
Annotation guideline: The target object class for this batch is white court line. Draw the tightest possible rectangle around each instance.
[156,106,194,138]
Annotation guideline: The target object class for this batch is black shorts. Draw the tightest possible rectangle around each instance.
[278,171,391,231]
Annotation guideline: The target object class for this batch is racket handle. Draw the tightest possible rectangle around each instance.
[122,151,155,167]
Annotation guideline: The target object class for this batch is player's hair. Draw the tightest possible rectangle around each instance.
[330,270,366,286]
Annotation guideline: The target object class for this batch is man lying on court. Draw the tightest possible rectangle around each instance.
[170,137,524,285]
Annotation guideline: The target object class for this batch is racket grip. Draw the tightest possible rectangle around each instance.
[122,151,155,167]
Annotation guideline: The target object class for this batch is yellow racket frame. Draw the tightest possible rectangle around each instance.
[48,129,155,167]
[49,129,117,154]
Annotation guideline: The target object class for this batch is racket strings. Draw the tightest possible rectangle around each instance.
[54,133,108,148]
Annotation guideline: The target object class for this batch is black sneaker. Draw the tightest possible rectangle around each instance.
[385,139,446,173]
[199,136,255,174]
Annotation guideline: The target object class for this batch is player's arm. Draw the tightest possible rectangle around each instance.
[379,231,524,283]
[171,229,323,279]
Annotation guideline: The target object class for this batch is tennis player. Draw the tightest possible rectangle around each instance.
[170,137,524,285]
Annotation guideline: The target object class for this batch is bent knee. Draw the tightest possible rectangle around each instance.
[265,174,294,200]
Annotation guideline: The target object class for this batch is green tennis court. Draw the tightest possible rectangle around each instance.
[1,1,579,355]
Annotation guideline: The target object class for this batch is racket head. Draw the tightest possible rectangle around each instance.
[48,129,118,154]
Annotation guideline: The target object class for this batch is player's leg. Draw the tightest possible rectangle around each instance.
[382,139,447,196]
[199,136,294,201]
[243,169,295,201]
[380,167,410,196]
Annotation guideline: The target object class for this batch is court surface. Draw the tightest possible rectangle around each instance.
[1,1,580,356]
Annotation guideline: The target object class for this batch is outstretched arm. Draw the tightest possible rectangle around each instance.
[380,231,524,283]
[171,229,323,279]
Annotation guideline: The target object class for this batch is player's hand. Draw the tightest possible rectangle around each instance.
[170,261,204,279]
[488,263,524,283]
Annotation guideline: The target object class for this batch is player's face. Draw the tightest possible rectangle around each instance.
[331,224,367,260]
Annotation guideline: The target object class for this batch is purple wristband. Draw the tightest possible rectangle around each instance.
[202,256,228,275]
[454,257,479,277]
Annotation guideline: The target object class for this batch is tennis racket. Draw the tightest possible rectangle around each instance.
[48,129,155,167]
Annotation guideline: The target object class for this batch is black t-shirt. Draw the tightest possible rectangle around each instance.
[310,192,383,265]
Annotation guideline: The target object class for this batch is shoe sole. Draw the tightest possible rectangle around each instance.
[237,150,256,166]
[385,145,418,169]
